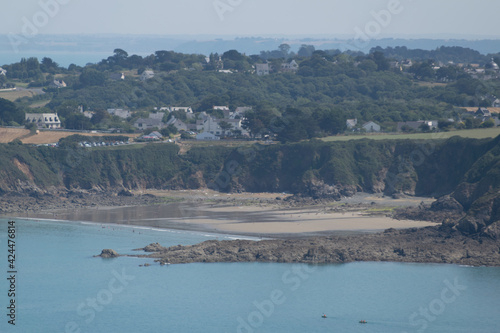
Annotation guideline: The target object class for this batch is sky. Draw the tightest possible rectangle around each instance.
[1,0,499,39]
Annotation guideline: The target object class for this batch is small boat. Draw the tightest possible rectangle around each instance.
[359,320,367,324]
[322,314,327,318]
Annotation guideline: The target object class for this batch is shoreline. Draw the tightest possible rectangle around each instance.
[2,190,498,267]
[3,191,438,238]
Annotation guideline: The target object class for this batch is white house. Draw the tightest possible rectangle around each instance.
[256,63,269,76]
[202,116,222,135]
[140,70,155,81]
[196,132,220,141]
[362,121,381,132]
[83,111,94,119]
[25,113,61,129]
[346,119,358,129]
[281,60,299,73]
[49,80,66,88]
[170,107,193,113]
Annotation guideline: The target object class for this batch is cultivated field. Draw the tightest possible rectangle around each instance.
[323,127,500,142]
[0,127,139,144]
[21,131,139,144]
[0,90,37,102]
[0,128,30,143]
[464,107,500,113]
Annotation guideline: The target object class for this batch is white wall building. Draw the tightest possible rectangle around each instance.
[25,113,61,129]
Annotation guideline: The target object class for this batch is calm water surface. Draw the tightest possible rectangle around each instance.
[0,218,499,333]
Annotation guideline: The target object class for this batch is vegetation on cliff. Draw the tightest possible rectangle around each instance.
[1,136,499,236]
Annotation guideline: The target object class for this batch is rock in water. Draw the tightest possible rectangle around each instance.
[98,249,119,258]
[143,243,166,252]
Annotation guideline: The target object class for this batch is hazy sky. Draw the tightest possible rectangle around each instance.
[2,0,499,38]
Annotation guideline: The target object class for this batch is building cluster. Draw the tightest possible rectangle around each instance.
[346,119,381,132]
[463,107,500,126]
[134,106,251,140]
[255,60,299,76]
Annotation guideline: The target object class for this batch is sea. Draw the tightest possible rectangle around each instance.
[0,218,499,333]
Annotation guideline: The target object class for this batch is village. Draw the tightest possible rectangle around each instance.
[3,45,500,146]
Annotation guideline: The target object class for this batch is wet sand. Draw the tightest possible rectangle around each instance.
[11,197,438,237]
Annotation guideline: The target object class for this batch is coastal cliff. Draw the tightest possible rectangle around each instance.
[1,136,500,236]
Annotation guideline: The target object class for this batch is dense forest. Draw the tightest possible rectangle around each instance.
[1,45,500,139]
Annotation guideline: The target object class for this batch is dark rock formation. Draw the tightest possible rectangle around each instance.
[140,243,167,252]
[97,249,119,258]
[138,226,500,267]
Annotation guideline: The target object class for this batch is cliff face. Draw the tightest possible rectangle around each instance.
[1,136,499,235]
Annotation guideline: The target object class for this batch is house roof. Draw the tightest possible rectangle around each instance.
[346,119,357,127]
[134,118,163,126]
[149,131,162,138]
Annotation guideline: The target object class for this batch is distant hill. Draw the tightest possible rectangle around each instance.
[1,34,500,66]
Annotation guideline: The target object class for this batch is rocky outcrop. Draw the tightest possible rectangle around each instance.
[0,190,162,214]
[97,249,119,258]
[138,226,500,267]
[456,191,500,238]
[139,243,167,252]
[393,196,465,224]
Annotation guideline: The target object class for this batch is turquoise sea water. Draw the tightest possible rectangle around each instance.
[0,218,499,333]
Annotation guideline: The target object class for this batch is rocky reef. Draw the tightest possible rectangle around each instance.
[95,249,119,258]
[134,226,500,267]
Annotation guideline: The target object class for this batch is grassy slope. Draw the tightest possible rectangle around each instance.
[323,128,500,142]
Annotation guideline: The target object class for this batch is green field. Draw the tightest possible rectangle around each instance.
[323,128,500,142]
[0,89,37,101]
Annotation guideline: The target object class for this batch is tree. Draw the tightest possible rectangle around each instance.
[242,111,265,138]
[222,50,244,61]
[79,68,106,86]
[276,108,318,143]
[64,113,93,130]
[113,49,129,60]
[41,57,59,73]
[90,109,109,125]
[465,117,481,129]
[25,122,37,132]
[438,119,453,131]
[358,59,377,72]
[410,60,435,80]
[314,107,346,135]
[218,120,232,137]
[0,98,24,125]
[419,122,431,132]
[278,44,291,58]
[160,124,178,137]
[481,118,495,128]
[298,45,315,58]
[371,51,390,71]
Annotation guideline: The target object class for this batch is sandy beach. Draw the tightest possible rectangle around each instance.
[177,205,437,235]
[9,191,438,237]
